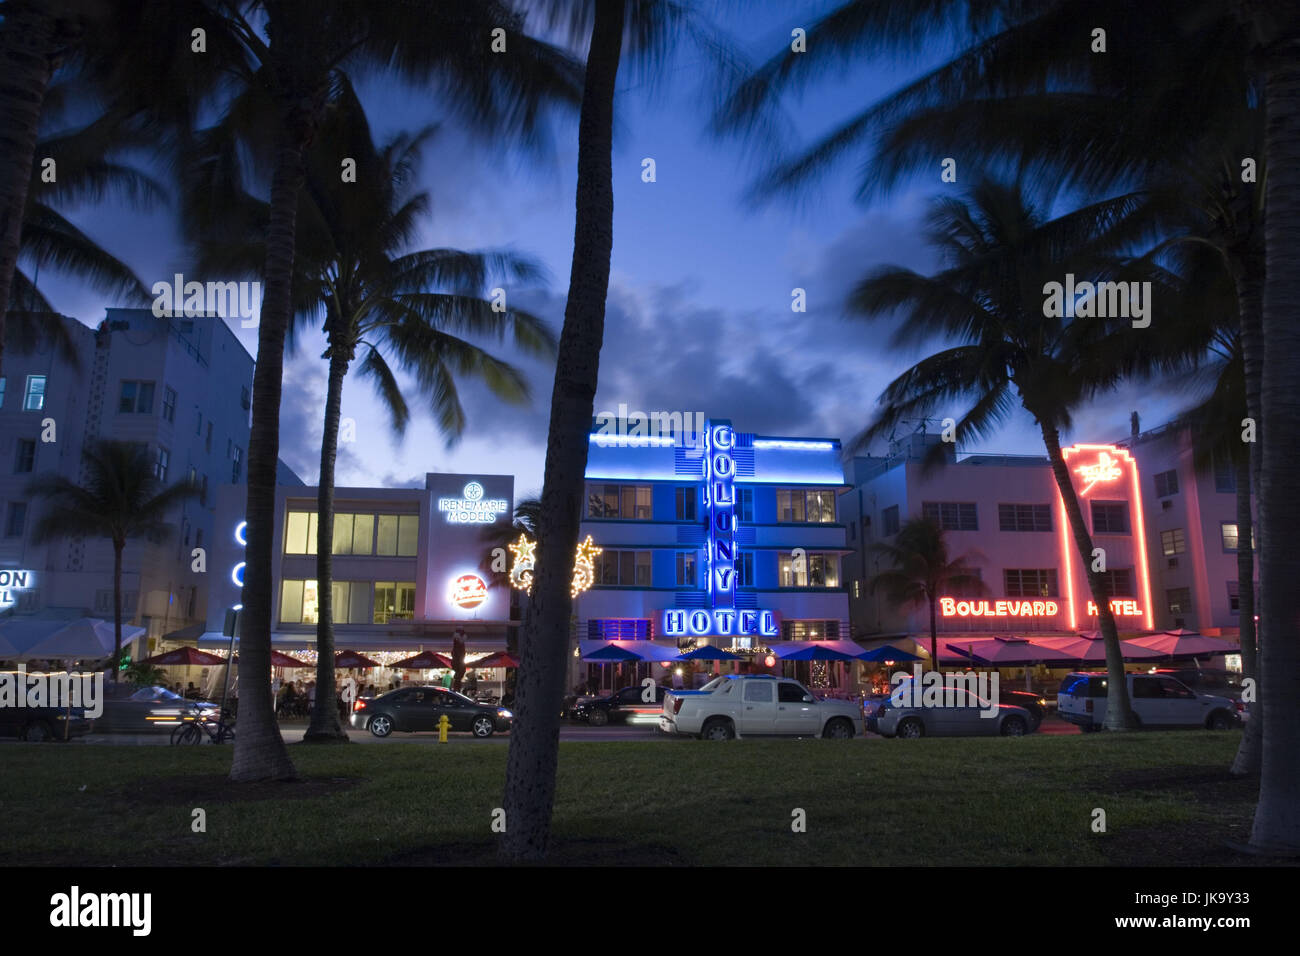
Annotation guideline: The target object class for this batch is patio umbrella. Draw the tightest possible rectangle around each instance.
[1128,631,1237,658]
[767,641,862,662]
[947,636,1057,666]
[674,646,744,661]
[578,640,643,662]
[858,644,922,662]
[138,646,226,667]
[0,629,20,657]
[18,618,145,661]
[335,650,380,669]
[472,651,519,668]
[391,650,453,669]
[1038,633,1165,664]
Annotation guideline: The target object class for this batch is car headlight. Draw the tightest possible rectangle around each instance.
[497,709,513,718]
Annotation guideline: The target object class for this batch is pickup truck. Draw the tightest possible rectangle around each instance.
[660,674,861,739]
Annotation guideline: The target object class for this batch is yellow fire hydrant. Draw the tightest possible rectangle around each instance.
[438,714,450,743]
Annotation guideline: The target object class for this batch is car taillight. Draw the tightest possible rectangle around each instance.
[673,698,683,715]
[1234,700,1244,713]
[354,700,367,712]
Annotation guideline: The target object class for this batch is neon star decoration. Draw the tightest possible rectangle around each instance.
[508,533,602,598]
[1074,450,1123,494]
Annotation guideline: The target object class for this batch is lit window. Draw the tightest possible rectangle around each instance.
[23,375,45,411]
[373,582,416,623]
[1160,528,1186,556]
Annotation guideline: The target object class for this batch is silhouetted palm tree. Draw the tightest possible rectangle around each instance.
[869,517,986,673]
[26,440,200,681]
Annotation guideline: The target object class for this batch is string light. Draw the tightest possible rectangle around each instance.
[508,533,602,598]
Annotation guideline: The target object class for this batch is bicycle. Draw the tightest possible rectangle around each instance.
[170,706,236,745]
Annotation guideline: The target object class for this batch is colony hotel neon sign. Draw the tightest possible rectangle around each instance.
[663,422,778,639]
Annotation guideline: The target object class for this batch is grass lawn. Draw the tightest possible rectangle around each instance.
[0,731,1272,866]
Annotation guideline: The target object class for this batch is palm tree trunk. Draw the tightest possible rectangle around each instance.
[928,594,938,673]
[1229,254,1264,776]
[0,1,56,377]
[501,0,625,862]
[1039,423,1138,730]
[112,539,124,684]
[229,118,314,783]
[1249,25,1300,852]
[305,335,349,742]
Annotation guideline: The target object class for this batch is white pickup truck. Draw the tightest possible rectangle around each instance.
[660,675,861,739]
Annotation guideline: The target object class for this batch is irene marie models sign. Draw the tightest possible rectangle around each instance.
[436,480,509,524]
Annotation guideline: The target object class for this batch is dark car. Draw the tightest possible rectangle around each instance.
[95,683,219,733]
[0,704,92,741]
[998,689,1048,730]
[350,686,513,738]
[571,684,667,726]
[1152,667,1245,700]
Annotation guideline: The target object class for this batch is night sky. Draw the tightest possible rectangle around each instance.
[33,1,1192,495]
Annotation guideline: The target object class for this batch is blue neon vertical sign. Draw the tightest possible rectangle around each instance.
[705,422,736,606]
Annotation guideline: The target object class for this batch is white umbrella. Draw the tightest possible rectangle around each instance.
[18,618,145,661]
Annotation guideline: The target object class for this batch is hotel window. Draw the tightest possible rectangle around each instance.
[881,505,900,536]
[1213,450,1236,493]
[675,486,697,521]
[1004,568,1059,598]
[1160,528,1186,556]
[586,483,652,519]
[596,550,652,586]
[162,386,177,423]
[5,502,27,537]
[998,503,1052,532]
[375,514,419,556]
[1096,568,1135,597]
[195,410,203,435]
[675,552,697,587]
[780,552,839,587]
[332,513,375,555]
[1221,522,1255,552]
[852,579,861,599]
[373,582,416,623]
[200,474,208,506]
[195,528,203,549]
[1090,501,1129,534]
[154,446,169,481]
[231,445,242,483]
[118,379,154,414]
[205,422,213,453]
[280,579,368,624]
[736,487,754,522]
[23,374,45,411]
[14,439,35,474]
[1166,587,1192,615]
[922,501,978,531]
[1154,469,1179,498]
[1227,581,1240,615]
[782,620,840,640]
[0,376,6,408]
[284,510,320,555]
[777,488,836,523]
[736,552,754,587]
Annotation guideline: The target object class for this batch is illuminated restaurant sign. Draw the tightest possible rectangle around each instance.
[437,481,509,524]
[448,573,488,610]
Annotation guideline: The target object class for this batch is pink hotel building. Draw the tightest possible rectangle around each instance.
[839,420,1250,654]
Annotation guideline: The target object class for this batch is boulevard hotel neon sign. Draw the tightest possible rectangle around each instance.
[663,422,778,638]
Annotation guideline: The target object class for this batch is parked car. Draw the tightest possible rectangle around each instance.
[998,689,1048,730]
[1151,667,1245,700]
[572,684,668,726]
[351,686,513,738]
[0,703,92,741]
[1056,672,1241,731]
[660,675,861,740]
[94,683,218,733]
[875,684,1035,738]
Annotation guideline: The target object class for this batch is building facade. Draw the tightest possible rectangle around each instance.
[571,418,851,688]
[0,308,283,655]
[201,473,517,654]
[841,421,1251,651]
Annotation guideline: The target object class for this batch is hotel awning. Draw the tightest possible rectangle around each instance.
[578,640,679,663]
[767,640,865,661]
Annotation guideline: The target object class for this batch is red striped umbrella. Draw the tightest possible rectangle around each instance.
[391,650,453,669]
[232,650,312,668]
[138,646,226,667]
[473,651,519,668]
[335,650,380,669]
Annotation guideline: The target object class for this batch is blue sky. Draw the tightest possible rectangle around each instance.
[33,0,1191,495]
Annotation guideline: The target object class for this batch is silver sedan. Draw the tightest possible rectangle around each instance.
[875,689,1035,738]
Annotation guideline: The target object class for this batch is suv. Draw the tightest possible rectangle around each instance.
[1057,672,1240,731]
[661,675,861,740]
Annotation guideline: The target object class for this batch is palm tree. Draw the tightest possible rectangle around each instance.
[180,0,580,782]
[480,495,542,585]
[868,517,986,672]
[194,84,556,742]
[847,179,1197,730]
[25,440,200,680]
